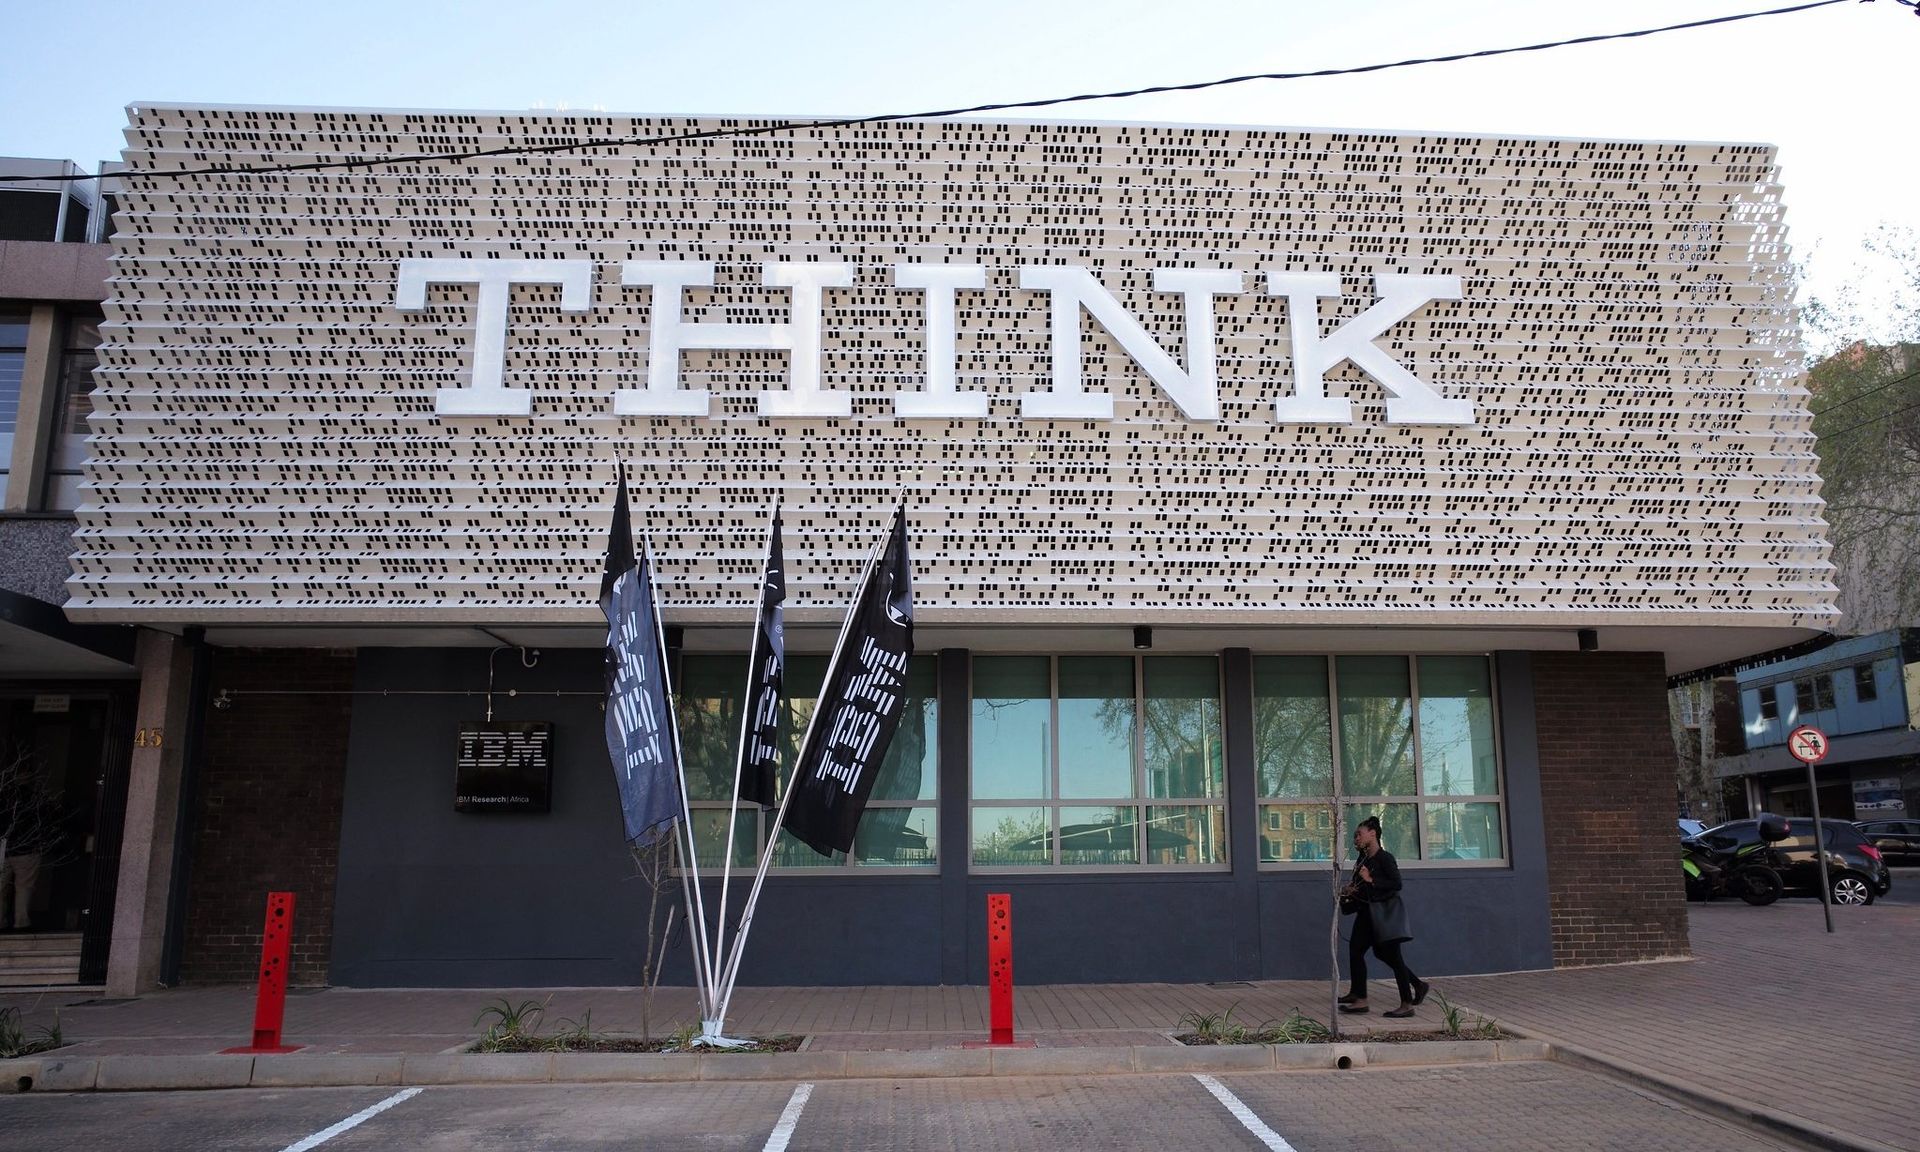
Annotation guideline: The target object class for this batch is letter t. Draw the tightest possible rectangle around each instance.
[395,258,594,416]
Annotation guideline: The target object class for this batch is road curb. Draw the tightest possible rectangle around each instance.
[1506,1027,1903,1152]
[0,1038,1536,1091]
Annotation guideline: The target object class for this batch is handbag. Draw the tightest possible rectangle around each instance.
[1366,893,1413,943]
[1337,881,1361,916]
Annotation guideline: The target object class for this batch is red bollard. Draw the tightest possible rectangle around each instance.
[222,892,303,1054]
[988,893,1014,1044]
[965,893,1031,1047]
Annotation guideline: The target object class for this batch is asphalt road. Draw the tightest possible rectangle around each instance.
[0,1063,1806,1152]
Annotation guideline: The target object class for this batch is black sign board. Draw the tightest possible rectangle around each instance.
[455,722,554,813]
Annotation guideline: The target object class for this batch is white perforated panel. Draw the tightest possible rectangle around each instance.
[67,108,1834,630]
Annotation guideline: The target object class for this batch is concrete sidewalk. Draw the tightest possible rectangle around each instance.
[5,903,1914,1149]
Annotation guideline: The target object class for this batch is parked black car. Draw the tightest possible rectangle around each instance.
[1695,818,1891,905]
[1854,820,1920,867]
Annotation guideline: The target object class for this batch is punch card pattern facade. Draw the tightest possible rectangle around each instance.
[68,109,1831,628]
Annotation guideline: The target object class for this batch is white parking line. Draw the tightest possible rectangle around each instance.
[763,1082,815,1152]
[276,1087,425,1152]
[1192,1074,1299,1152]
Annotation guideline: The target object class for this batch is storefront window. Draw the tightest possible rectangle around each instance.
[970,655,1226,869]
[677,652,937,870]
[1257,654,1506,865]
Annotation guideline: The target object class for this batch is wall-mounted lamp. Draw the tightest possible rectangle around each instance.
[1133,626,1153,651]
[1577,628,1599,652]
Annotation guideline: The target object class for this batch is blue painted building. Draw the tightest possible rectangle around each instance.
[1713,630,1920,820]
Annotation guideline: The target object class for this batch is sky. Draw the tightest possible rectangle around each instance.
[4,0,1914,336]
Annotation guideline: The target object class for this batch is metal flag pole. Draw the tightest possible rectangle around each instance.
[712,524,889,1028]
[668,828,708,1020]
[643,532,720,1021]
[714,506,779,1001]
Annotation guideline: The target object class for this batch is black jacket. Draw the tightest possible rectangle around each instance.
[1356,847,1403,902]
[1355,847,1413,943]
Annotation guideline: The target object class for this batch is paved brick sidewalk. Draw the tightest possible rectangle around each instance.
[1447,900,1920,1152]
[6,903,1910,1148]
[0,978,1423,1056]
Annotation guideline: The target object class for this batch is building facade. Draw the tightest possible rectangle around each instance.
[1705,630,1920,822]
[2,158,130,988]
[6,106,1836,990]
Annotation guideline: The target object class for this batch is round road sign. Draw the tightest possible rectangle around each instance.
[1787,725,1829,764]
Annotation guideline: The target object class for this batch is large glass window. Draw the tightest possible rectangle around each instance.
[42,310,103,510]
[1256,654,1506,866]
[676,652,937,870]
[57,313,101,436]
[0,313,27,439]
[970,655,1225,869]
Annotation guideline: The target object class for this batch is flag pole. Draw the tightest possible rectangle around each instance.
[713,523,889,1026]
[643,532,720,1022]
[713,505,777,1006]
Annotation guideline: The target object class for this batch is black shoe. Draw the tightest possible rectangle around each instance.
[1337,991,1363,1005]
[1337,1003,1369,1014]
[1384,1004,1416,1019]
[1412,980,1431,1006]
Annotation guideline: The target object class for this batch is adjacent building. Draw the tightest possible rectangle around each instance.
[2,106,1835,992]
[1703,629,1919,821]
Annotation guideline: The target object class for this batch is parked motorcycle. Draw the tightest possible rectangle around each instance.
[1682,812,1790,906]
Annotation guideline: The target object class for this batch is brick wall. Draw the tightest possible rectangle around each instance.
[1534,651,1690,967]
[180,649,354,985]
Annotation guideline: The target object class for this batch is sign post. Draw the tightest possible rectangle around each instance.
[1787,725,1834,934]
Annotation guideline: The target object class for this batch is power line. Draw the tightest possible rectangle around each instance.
[1816,394,1920,441]
[0,0,1860,187]
[1809,366,1920,419]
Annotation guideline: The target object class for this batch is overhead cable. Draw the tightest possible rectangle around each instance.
[0,0,1860,186]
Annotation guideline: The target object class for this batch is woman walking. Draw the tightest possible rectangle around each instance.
[1339,815,1430,1018]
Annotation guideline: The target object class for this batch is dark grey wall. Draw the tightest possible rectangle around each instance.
[332,648,647,986]
[330,645,1553,987]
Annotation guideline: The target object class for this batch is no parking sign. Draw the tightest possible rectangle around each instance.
[1787,723,1836,931]
[1788,725,1829,764]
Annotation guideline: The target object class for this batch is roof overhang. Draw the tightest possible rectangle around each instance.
[152,619,1824,675]
[0,589,135,679]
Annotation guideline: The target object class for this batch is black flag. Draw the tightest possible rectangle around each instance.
[738,509,786,809]
[599,464,682,846]
[784,508,914,857]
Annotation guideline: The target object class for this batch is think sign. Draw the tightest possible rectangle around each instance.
[395,259,1472,425]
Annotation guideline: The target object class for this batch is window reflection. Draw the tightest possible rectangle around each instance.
[1257,655,1507,866]
[1337,656,1415,796]
[676,652,937,869]
[1416,656,1498,796]
[1058,657,1134,799]
[1254,656,1332,798]
[969,656,1225,868]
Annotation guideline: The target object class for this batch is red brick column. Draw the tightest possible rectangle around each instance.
[181,649,354,985]
[1533,651,1689,966]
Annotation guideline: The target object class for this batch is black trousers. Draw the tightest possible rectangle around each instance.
[1348,910,1419,1003]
